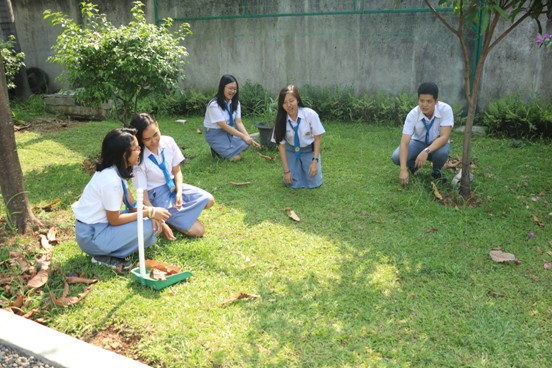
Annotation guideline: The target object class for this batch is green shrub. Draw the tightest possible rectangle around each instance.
[1,35,25,90]
[481,94,552,139]
[181,89,213,116]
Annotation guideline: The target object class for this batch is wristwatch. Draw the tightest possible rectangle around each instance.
[424,148,431,154]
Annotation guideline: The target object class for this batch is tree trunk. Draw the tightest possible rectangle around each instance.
[0,0,32,101]
[0,58,41,233]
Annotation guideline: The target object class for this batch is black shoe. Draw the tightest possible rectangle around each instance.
[210,148,221,159]
[91,255,133,270]
[431,172,447,183]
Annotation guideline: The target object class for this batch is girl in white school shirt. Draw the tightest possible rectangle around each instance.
[271,85,325,189]
[203,74,260,161]
[131,113,215,238]
[72,128,171,270]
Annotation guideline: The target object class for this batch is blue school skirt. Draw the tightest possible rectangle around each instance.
[284,143,323,189]
[75,219,157,259]
[148,183,212,232]
[204,127,248,159]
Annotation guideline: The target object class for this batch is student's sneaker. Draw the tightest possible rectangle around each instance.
[91,255,133,270]
[431,171,447,183]
[210,148,221,159]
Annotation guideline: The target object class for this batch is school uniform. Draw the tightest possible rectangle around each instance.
[203,99,248,158]
[391,101,454,173]
[72,166,157,259]
[132,135,212,232]
[272,107,325,189]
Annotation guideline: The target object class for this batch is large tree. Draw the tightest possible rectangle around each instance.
[0,57,42,233]
[416,0,551,196]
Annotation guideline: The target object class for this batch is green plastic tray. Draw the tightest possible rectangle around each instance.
[131,267,192,290]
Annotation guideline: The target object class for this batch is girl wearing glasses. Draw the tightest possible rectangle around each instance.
[72,128,171,270]
[131,113,215,238]
[203,74,260,161]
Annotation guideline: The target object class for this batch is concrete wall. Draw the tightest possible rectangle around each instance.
[4,0,551,109]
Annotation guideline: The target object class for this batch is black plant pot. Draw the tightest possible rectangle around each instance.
[255,123,276,150]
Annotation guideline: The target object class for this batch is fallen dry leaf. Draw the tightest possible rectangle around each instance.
[33,198,61,211]
[544,262,552,270]
[221,293,260,307]
[196,128,202,134]
[285,208,301,222]
[426,228,439,233]
[47,227,59,244]
[228,181,253,186]
[143,259,181,275]
[9,295,25,309]
[49,284,95,307]
[256,152,276,161]
[39,234,52,250]
[532,214,544,227]
[489,250,519,264]
[431,182,443,200]
[65,276,98,285]
[150,268,167,281]
[27,259,50,289]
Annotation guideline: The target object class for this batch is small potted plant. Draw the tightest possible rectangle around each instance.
[255,97,277,150]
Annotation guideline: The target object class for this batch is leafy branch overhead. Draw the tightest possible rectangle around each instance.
[43,1,191,125]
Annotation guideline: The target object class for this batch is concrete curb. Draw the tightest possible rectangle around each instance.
[0,310,151,368]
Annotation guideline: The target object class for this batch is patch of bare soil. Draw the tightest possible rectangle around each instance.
[14,117,88,134]
[84,325,145,362]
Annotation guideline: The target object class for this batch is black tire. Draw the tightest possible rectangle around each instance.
[26,67,49,94]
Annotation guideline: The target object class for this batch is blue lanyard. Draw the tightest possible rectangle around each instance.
[121,180,136,211]
[421,116,435,144]
[148,149,176,192]
[288,117,302,158]
[225,103,235,128]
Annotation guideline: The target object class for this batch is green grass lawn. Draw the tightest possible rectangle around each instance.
[4,116,552,367]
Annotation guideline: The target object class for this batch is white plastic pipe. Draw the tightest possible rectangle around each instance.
[136,189,146,277]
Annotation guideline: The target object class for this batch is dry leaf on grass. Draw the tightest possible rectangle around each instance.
[426,228,439,233]
[65,276,98,285]
[489,250,520,265]
[39,234,52,250]
[221,293,260,307]
[27,259,51,289]
[9,295,25,308]
[285,208,301,222]
[196,128,202,134]
[544,262,552,270]
[49,284,95,307]
[256,152,276,161]
[228,181,253,186]
[33,199,61,211]
[47,227,59,243]
[532,215,545,227]
[431,182,443,200]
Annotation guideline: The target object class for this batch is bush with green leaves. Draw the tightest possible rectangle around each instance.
[44,1,191,125]
[481,94,552,139]
[1,35,25,90]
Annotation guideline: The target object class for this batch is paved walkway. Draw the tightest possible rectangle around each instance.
[0,309,151,368]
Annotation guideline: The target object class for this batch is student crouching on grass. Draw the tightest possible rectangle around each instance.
[271,85,325,189]
[391,82,454,185]
[131,113,215,238]
[71,128,171,270]
[203,74,260,161]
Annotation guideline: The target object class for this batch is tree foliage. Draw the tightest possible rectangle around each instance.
[0,35,25,90]
[44,1,191,125]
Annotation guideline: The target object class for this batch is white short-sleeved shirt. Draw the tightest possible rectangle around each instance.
[204,99,242,129]
[271,107,326,146]
[402,101,454,143]
[72,166,124,224]
[132,135,184,191]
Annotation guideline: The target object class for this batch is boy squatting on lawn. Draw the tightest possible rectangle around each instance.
[391,82,454,185]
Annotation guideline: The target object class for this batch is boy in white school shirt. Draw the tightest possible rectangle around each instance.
[391,82,454,185]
